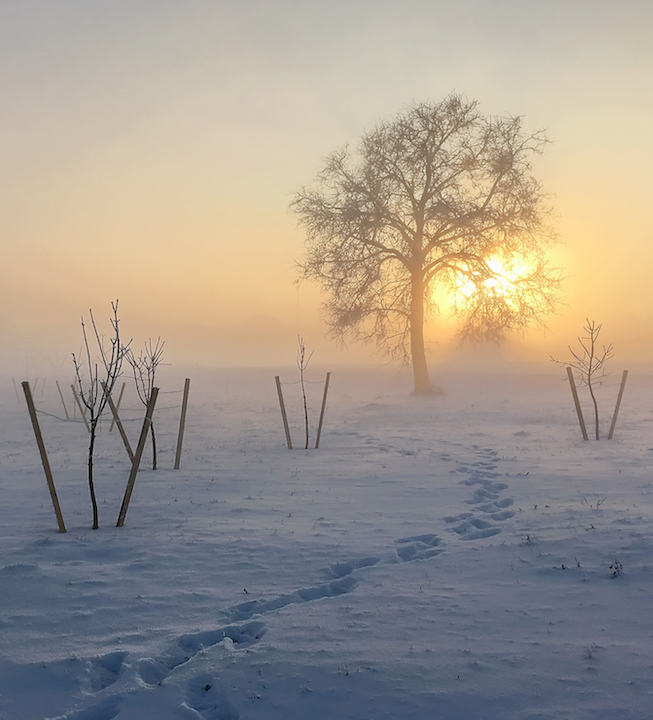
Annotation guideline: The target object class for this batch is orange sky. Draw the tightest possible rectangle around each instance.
[1,1,652,376]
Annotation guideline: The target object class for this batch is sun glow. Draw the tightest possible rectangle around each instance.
[452,256,534,302]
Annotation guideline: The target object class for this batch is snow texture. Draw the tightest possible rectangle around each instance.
[1,365,652,719]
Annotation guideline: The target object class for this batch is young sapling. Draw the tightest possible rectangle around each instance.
[72,301,130,529]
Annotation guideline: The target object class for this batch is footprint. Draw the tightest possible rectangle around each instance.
[139,621,266,685]
[137,657,168,686]
[87,651,127,692]
[461,527,502,541]
[443,513,473,523]
[326,556,380,579]
[224,576,359,623]
[296,575,358,601]
[452,518,492,535]
[395,534,444,561]
[466,488,500,503]
[181,674,240,720]
[446,455,515,542]
[396,533,440,545]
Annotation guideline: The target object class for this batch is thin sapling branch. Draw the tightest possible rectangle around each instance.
[552,319,614,440]
[72,301,130,528]
[127,337,165,469]
[297,336,314,450]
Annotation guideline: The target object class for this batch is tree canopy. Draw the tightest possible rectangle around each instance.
[292,94,561,393]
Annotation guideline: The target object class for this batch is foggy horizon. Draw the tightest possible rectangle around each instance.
[2,1,652,376]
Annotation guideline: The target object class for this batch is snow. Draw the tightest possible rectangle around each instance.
[1,365,652,719]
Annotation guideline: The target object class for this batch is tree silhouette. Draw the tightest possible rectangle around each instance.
[552,319,614,440]
[127,337,165,469]
[72,301,129,529]
[292,94,560,394]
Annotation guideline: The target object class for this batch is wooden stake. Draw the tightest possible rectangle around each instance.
[71,384,91,433]
[315,372,331,449]
[608,370,628,440]
[174,378,191,470]
[567,367,589,441]
[109,382,126,432]
[275,376,293,449]
[117,387,159,527]
[55,380,69,420]
[22,382,66,533]
[104,385,134,462]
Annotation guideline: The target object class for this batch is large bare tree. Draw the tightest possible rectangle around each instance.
[292,94,560,394]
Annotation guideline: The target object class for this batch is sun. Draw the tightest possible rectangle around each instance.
[453,256,533,298]
[452,256,534,301]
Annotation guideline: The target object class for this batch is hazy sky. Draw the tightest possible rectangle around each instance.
[2,0,652,374]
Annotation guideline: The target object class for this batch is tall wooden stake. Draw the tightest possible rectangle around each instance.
[117,387,159,527]
[22,382,66,533]
[315,372,331,449]
[109,382,126,432]
[71,384,91,433]
[608,370,629,440]
[174,378,191,470]
[275,375,293,449]
[567,367,589,441]
[55,380,69,419]
[105,386,134,462]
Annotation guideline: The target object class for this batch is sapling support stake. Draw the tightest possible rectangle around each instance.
[128,339,165,469]
[608,370,628,440]
[109,382,126,432]
[315,371,331,449]
[174,378,191,470]
[22,381,66,533]
[117,387,159,527]
[55,380,69,420]
[567,367,589,441]
[103,383,134,463]
[275,375,293,449]
[71,384,91,433]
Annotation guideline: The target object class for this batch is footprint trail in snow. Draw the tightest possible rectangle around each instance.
[443,446,515,540]
[43,443,515,720]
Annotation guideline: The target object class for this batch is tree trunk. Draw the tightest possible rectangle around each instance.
[588,381,600,440]
[150,422,157,470]
[410,272,432,394]
[88,423,99,529]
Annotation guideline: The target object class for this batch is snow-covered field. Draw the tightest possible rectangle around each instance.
[1,364,652,720]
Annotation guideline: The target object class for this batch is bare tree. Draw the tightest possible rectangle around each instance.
[296,336,314,449]
[72,301,129,529]
[292,94,561,394]
[127,337,165,470]
[552,319,614,440]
